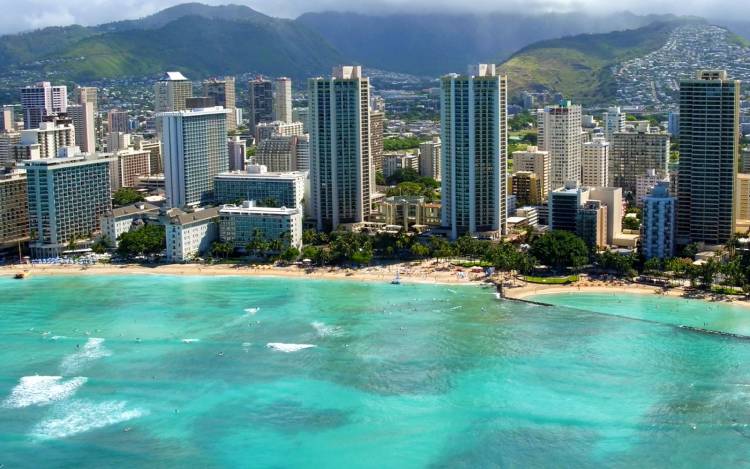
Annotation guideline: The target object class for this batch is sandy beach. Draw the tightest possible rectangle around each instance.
[504,279,750,308]
[0,260,479,285]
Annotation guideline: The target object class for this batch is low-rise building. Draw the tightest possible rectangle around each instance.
[163,207,220,262]
[370,196,441,231]
[576,200,608,249]
[111,149,151,191]
[100,202,160,247]
[511,171,542,206]
[219,201,302,250]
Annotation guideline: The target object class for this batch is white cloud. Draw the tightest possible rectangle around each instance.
[0,0,745,34]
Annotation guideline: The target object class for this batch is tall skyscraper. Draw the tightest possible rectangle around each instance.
[602,106,625,141]
[538,101,582,189]
[582,137,609,188]
[609,130,669,195]
[249,77,273,131]
[20,82,67,130]
[440,64,507,239]
[419,136,441,181]
[642,181,676,259]
[154,72,192,113]
[227,135,247,171]
[273,77,292,123]
[309,66,372,231]
[677,70,740,246]
[204,77,237,130]
[161,107,229,208]
[68,103,96,154]
[73,86,98,115]
[512,146,550,200]
[1,105,15,132]
[108,109,129,134]
[370,110,385,173]
[23,152,113,258]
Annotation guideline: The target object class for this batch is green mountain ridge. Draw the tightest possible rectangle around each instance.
[497,19,702,105]
[0,4,343,81]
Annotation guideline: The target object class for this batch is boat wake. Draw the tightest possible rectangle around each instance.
[266,343,316,353]
[60,338,111,375]
[2,376,87,409]
[30,399,147,440]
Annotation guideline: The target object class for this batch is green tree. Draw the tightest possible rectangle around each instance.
[596,250,637,276]
[91,237,112,254]
[258,197,281,208]
[375,171,386,186]
[530,230,588,272]
[429,236,455,260]
[210,241,234,259]
[383,136,421,152]
[117,225,165,258]
[112,187,145,207]
[410,242,430,258]
[278,246,300,262]
[643,257,662,275]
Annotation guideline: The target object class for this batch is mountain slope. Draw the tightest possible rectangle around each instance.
[0,4,343,81]
[296,11,678,76]
[498,21,696,104]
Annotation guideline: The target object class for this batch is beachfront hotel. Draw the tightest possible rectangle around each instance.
[642,180,677,259]
[0,169,29,254]
[214,164,306,209]
[161,107,229,208]
[219,200,303,250]
[162,207,220,262]
[308,66,372,231]
[440,64,507,240]
[537,100,582,189]
[23,150,114,258]
[677,70,740,246]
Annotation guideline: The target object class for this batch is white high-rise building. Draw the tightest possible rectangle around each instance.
[68,103,96,154]
[20,82,67,130]
[23,151,113,258]
[227,135,247,171]
[512,146,550,201]
[273,77,292,124]
[309,66,372,230]
[582,137,609,188]
[13,117,75,161]
[635,169,663,207]
[441,64,507,239]
[602,106,625,141]
[538,101,582,189]
[161,107,229,208]
[419,136,441,181]
[642,181,676,259]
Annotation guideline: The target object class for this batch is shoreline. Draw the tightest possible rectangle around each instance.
[0,262,481,286]
[504,282,750,309]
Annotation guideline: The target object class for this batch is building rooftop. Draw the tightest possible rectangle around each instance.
[216,170,306,180]
[164,207,220,225]
[109,202,159,219]
[220,201,299,216]
[160,71,188,81]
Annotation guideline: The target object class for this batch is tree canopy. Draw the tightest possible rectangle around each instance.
[530,230,588,271]
[117,225,165,258]
[112,187,145,207]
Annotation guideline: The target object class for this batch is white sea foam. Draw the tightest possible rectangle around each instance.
[266,343,316,353]
[59,338,111,375]
[50,335,68,341]
[311,321,342,337]
[30,399,147,440]
[244,307,260,315]
[2,376,87,408]
[241,342,252,347]
[181,338,200,344]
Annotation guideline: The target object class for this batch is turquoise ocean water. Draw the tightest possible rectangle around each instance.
[2,275,750,468]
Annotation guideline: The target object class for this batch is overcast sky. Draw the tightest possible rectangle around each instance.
[0,0,746,34]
